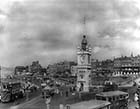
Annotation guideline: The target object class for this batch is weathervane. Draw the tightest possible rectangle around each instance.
[81,15,88,51]
[83,15,87,36]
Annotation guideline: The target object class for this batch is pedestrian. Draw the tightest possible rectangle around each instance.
[26,90,29,101]
[56,88,59,94]
[60,90,63,96]
[14,95,19,105]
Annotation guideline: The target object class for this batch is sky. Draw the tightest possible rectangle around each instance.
[1,0,140,67]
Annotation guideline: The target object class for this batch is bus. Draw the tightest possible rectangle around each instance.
[1,80,24,103]
[65,100,111,109]
[95,91,129,109]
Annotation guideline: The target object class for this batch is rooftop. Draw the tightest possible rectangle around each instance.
[67,100,110,109]
[96,90,128,97]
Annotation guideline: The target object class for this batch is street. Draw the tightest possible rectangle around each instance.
[0,85,137,109]
[0,89,41,109]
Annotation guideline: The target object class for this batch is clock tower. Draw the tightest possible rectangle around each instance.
[77,35,92,92]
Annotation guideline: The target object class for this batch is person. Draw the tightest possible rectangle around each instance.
[26,89,29,101]
[56,88,59,94]
[60,90,63,96]
[14,95,19,105]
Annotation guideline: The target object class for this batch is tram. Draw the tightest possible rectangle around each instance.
[1,80,24,103]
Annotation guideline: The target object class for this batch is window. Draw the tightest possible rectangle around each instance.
[102,97,106,101]
[79,71,85,73]
[126,94,129,98]
[112,96,115,101]
[3,84,6,89]
[120,95,123,99]
[108,97,112,102]
[96,96,101,100]
[80,75,84,79]
[88,56,90,64]
[116,96,119,100]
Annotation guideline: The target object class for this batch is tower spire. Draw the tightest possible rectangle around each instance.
[82,15,87,36]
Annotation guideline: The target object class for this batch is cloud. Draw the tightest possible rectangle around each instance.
[0,0,140,67]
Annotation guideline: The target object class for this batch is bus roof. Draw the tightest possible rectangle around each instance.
[66,100,110,109]
[96,91,128,97]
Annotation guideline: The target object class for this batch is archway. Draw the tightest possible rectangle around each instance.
[79,82,84,91]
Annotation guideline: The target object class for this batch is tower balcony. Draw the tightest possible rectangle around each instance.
[77,46,92,53]
[77,50,92,55]
[77,65,91,69]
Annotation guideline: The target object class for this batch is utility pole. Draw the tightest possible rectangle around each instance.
[45,97,51,109]
[135,88,140,109]
[0,66,1,87]
[0,66,1,86]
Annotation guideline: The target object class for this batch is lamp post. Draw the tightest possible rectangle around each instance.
[45,96,51,109]
[43,86,52,109]
[25,81,30,101]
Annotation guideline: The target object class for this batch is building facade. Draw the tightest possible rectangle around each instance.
[91,59,113,77]
[29,61,42,74]
[47,61,77,76]
[15,66,28,75]
[90,54,140,77]
[113,55,140,76]
[71,66,78,76]
[76,35,92,92]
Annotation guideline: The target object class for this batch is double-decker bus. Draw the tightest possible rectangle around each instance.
[65,100,111,109]
[1,79,24,103]
[95,91,129,109]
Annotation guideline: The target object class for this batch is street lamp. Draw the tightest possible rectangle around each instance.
[43,86,52,109]
[45,97,51,109]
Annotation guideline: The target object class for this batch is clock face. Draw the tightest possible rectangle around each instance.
[80,55,85,63]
